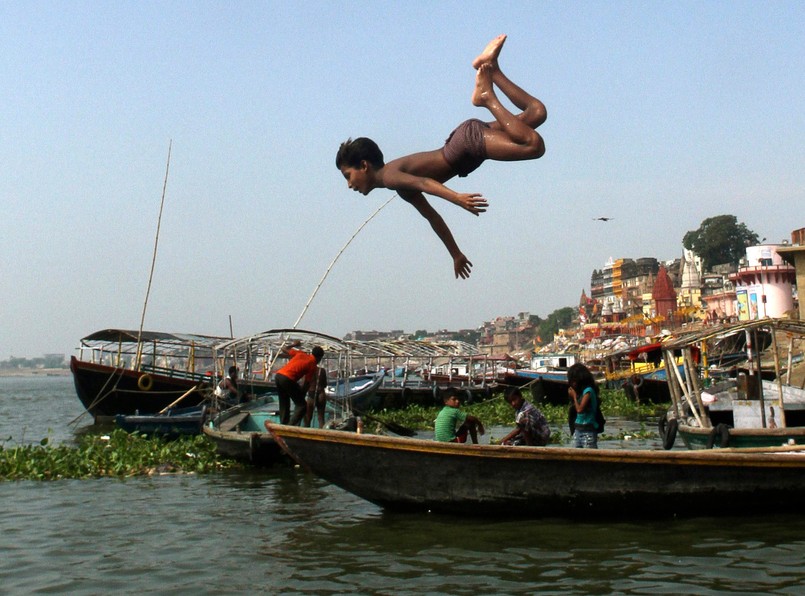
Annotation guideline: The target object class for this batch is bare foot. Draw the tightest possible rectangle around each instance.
[472,34,507,69]
[471,63,495,107]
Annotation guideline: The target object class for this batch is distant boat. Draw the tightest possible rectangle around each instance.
[70,329,228,420]
[267,423,805,518]
[602,342,684,404]
[507,352,589,405]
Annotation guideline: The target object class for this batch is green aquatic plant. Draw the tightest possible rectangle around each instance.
[0,430,241,481]
[371,387,666,432]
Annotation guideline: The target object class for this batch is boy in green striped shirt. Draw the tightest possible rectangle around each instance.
[434,387,485,443]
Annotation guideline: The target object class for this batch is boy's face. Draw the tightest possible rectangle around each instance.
[340,162,373,195]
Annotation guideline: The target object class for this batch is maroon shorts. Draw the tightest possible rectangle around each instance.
[442,118,489,177]
[450,428,469,443]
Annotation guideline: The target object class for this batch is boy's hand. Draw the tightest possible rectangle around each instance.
[455,193,488,215]
[454,254,473,279]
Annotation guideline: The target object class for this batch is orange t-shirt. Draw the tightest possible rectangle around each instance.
[276,349,317,384]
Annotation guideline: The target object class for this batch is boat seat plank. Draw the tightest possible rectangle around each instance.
[219,412,250,432]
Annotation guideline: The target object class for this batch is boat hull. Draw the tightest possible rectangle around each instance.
[678,423,805,450]
[203,396,352,466]
[268,424,805,518]
[71,357,212,419]
[115,406,207,438]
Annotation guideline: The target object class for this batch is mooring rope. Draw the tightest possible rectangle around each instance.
[68,365,125,426]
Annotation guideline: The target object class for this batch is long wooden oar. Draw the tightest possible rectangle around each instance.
[157,383,202,415]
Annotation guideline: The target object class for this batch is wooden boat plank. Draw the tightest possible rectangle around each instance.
[218,412,250,432]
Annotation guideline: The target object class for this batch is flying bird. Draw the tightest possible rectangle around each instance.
[593,217,613,222]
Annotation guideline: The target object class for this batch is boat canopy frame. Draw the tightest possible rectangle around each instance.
[661,318,805,430]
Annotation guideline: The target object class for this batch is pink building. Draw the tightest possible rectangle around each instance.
[730,245,795,320]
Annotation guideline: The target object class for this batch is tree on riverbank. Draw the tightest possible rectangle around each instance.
[682,215,759,271]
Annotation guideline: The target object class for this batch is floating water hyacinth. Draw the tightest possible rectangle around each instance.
[0,429,241,481]
[378,388,662,434]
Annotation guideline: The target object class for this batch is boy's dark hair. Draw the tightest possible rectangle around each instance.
[335,137,385,170]
[441,386,461,403]
[228,365,238,375]
[312,346,325,361]
[504,387,522,403]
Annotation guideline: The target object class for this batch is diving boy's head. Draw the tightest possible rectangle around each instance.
[336,137,385,195]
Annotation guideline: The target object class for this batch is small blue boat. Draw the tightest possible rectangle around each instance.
[114,405,208,438]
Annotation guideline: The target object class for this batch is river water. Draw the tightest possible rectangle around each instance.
[2,375,805,594]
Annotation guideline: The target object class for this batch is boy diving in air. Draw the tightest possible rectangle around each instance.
[336,34,546,279]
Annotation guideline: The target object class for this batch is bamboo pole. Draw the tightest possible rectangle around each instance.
[157,383,202,414]
[663,349,684,420]
[136,140,172,370]
[684,345,709,427]
[670,349,705,428]
[770,329,787,428]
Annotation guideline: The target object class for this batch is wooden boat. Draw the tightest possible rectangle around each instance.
[203,397,288,465]
[506,353,579,405]
[423,356,514,387]
[600,342,686,404]
[267,423,805,518]
[659,318,805,450]
[203,371,396,464]
[203,395,353,465]
[114,405,208,438]
[327,371,387,412]
[373,378,496,410]
[342,337,499,409]
[72,327,368,421]
[70,329,228,420]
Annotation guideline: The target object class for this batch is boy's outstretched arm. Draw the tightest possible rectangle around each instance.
[382,169,488,215]
[400,191,473,279]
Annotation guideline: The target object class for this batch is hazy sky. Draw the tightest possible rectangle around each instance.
[2,1,803,358]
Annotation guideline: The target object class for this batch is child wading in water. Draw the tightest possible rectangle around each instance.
[336,34,546,279]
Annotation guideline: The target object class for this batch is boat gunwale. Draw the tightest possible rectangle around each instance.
[266,424,805,468]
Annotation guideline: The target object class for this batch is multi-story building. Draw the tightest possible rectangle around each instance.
[590,257,660,320]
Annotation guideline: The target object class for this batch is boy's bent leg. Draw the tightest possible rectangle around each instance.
[473,64,544,158]
[490,67,547,129]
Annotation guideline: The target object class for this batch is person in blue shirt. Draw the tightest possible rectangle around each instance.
[568,363,600,449]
